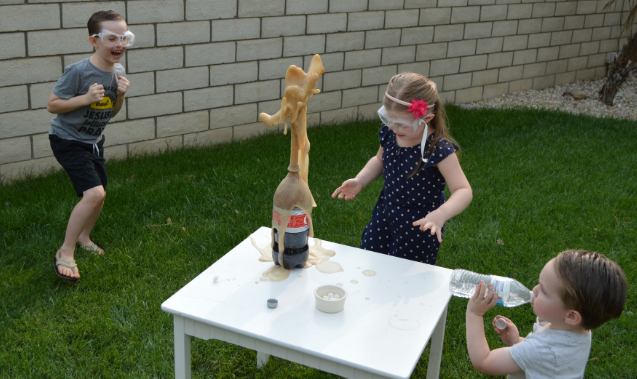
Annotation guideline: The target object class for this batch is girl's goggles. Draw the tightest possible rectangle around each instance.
[377,106,425,135]
[91,29,135,47]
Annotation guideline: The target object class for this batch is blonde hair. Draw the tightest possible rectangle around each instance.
[384,73,458,178]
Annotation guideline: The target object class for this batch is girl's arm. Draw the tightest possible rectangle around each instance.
[355,146,384,187]
[413,152,473,241]
[466,282,522,375]
[332,147,383,200]
[47,83,104,114]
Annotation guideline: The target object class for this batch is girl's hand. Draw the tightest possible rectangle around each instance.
[332,179,362,200]
[467,281,498,317]
[492,316,521,346]
[413,210,445,242]
[85,83,104,103]
[117,76,130,95]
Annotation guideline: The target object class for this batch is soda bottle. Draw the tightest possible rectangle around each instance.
[272,208,309,269]
[449,269,534,307]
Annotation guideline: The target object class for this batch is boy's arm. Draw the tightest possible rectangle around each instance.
[466,281,522,375]
[112,76,130,117]
[467,313,522,375]
[112,93,125,117]
[47,83,104,114]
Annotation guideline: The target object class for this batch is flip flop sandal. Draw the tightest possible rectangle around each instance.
[54,257,79,284]
[76,242,103,254]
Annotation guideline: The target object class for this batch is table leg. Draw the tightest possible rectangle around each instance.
[256,351,270,369]
[426,304,448,379]
[174,315,192,379]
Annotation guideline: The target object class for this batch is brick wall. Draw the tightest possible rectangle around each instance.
[0,0,633,181]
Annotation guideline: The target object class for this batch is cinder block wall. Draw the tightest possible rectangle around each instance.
[0,0,632,181]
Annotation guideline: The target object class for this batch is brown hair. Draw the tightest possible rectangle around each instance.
[554,249,626,330]
[384,73,458,178]
[87,10,125,36]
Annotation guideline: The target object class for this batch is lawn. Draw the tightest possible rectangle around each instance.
[1,106,635,378]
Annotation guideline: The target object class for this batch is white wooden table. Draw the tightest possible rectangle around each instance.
[161,227,452,379]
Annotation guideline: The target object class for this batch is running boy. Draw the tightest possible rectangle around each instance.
[465,250,626,378]
[47,10,133,283]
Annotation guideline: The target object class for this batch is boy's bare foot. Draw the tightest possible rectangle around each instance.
[76,240,104,255]
[54,250,80,282]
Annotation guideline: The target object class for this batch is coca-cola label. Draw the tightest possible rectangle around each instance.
[288,213,308,228]
[272,207,309,233]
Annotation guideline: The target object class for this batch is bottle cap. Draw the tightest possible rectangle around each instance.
[495,318,507,330]
[267,298,278,309]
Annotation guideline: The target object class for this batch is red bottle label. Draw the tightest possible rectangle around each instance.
[288,213,308,228]
[273,207,309,232]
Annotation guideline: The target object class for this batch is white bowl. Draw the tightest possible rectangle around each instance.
[314,285,347,313]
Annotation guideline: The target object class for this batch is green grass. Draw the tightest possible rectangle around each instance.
[1,106,635,378]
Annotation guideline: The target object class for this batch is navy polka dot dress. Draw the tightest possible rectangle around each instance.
[360,125,459,265]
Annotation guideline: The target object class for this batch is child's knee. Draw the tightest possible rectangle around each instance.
[83,186,106,205]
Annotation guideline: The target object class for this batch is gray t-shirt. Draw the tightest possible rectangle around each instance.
[49,58,125,144]
[509,318,592,379]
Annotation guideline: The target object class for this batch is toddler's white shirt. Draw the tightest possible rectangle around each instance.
[508,317,592,379]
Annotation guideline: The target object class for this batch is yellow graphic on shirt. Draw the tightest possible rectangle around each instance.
[90,96,114,110]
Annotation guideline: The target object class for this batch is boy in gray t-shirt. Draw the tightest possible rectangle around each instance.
[464,250,626,378]
[47,10,132,283]
[50,58,125,144]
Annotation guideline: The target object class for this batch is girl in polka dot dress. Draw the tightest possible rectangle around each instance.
[332,73,473,265]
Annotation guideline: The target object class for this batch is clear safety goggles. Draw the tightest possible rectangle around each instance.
[377,106,426,135]
[91,29,135,47]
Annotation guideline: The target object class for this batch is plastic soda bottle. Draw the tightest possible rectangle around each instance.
[272,208,310,269]
[449,269,534,307]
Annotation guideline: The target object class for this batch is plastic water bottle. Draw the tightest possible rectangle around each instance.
[449,269,534,307]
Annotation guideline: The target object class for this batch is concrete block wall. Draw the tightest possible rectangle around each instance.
[0,0,634,181]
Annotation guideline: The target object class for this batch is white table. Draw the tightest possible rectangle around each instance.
[161,227,452,379]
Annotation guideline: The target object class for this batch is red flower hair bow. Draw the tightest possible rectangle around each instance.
[407,99,428,118]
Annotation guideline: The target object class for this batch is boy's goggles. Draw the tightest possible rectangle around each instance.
[377,106,425,135]
[91,29,135,47]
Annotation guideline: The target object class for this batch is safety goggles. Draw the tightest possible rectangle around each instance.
[91,29,135,47]
[377,106,425,135]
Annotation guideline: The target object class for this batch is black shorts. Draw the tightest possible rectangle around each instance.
[50,134,107,197]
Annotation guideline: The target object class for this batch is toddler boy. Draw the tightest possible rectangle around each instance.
[465,249,626,378]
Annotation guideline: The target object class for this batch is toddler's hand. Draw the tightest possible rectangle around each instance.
[492,316,521,346]
[413,211,445,242]
[117,76,130,95]
[86,83,104,104]
[467,281,498,317]
[332,179,362,201]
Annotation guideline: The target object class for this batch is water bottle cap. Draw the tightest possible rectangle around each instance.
[530,290,535,304]
[495,318,507,330]
[267,298,278,309]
